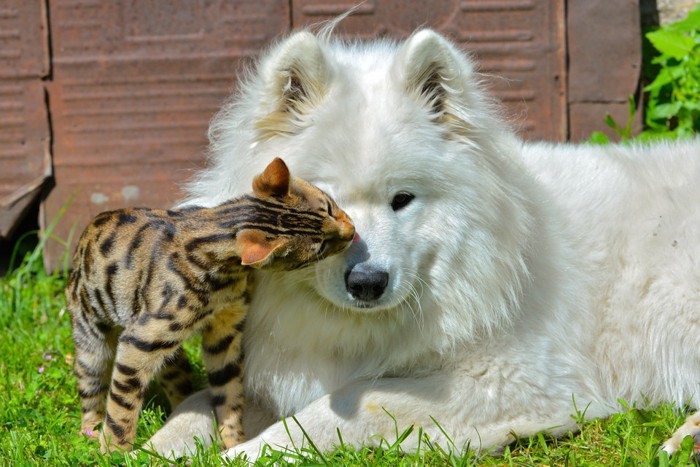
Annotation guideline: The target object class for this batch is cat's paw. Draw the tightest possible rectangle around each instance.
[660,411,700,457]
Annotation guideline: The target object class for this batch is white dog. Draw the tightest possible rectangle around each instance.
[145,26,700,461]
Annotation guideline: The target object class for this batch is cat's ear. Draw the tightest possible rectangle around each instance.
[253,157,291,197]
[236,230,284,268]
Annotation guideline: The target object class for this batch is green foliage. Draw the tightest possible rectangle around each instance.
[590,4,700,143]
[644,4,700,138]
[589,96,640,144]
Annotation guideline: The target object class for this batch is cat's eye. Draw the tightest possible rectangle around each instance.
[326,202,333,216]
[391,192,415,211]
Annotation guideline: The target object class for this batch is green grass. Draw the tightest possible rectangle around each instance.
[0,235,697,466]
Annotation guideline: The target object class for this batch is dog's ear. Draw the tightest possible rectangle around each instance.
[256,31,329,138]
[395,29,471,116]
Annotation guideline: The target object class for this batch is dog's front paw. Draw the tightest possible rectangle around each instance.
[661,411,700,457]
[223,438,311,464]
[222,438,266,463]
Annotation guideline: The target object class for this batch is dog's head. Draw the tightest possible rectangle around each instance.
[200,28,534,339]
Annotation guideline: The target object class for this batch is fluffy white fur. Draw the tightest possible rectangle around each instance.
[145,28,700,461]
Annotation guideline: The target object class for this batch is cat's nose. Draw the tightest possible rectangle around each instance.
[344,265,389,302]
[339,219,355,243]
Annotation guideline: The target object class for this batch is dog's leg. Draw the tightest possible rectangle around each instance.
[142,389,275,459]
[222,374,582,462]
[141,389,215,458]
[661,411,700,457]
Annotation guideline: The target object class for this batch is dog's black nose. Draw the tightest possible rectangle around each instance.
[345,267,389,302]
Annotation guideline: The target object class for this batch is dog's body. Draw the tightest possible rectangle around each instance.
[146,28,700,460]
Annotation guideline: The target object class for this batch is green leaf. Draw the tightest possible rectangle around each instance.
[645,64,688,95]
[604,113,620,130]
[646,101,682,119]
[681,101,700,111]
[646,29,695,59]
[627,95,637,121]
[588,131,610,145]
[670,6,700,33]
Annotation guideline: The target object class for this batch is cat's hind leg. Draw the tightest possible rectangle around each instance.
[71,317,118,439]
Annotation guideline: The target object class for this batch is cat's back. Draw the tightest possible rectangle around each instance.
[66,206,184,320]
[72,207,177,268]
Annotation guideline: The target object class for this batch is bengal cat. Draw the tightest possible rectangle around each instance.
[65,157,355,452]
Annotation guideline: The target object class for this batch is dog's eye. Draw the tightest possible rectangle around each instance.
[391,192,415,211]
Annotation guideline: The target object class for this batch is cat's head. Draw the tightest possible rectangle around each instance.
[237,157,355,270]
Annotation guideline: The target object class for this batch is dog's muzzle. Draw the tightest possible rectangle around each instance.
[344,265,389,302]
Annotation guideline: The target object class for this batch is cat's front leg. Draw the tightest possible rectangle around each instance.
[156,346,195,409]
[202,302,247,449]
